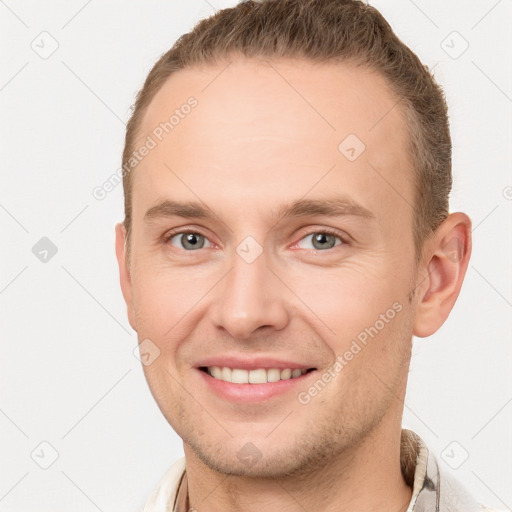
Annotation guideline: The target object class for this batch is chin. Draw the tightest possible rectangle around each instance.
[196,449,308,479]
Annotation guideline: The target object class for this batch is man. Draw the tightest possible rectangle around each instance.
[115,1,500,510]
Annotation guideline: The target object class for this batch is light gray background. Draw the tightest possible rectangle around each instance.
[1,1,511,510]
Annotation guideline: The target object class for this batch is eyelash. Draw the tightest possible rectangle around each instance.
[162,227,348,252]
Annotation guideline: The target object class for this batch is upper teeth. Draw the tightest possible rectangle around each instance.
[206,366,307,384]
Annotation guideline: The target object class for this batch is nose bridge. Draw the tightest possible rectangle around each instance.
[211,245,289,339]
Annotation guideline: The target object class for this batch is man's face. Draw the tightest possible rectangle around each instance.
[119,58,420,477]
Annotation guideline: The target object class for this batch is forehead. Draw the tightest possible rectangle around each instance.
[132,58,414,228]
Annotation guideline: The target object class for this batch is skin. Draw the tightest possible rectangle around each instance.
[115,58,472,512]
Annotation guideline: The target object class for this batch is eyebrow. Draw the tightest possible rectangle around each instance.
[144,197,375,223]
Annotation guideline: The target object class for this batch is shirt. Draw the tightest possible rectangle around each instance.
[143,428,503,512]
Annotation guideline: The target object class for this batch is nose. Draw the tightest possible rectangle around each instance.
[209,248,290,340]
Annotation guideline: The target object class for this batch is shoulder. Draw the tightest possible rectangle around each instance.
[438,468,499,512]
[402,429,504,512]
[143,457,186,512]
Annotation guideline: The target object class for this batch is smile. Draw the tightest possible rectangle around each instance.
[201,366,315,384]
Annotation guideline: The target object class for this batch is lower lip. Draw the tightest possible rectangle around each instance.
[197,368,317,403]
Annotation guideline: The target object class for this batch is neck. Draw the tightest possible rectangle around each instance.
[183,420,412,512]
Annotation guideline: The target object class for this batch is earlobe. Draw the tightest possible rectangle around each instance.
[115,222,137,332]
[413,213,472,338]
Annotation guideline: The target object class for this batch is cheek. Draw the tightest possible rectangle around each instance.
[131,260,199,318]
[129,260,219,358]
[132,279,176,335]
[287,261,401,338]
[286,260,412,382]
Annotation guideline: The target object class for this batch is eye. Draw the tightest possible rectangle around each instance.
[168,232,212,251]
[296,230,344,250]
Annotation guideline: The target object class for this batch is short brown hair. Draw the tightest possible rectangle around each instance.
[122,0,452,262]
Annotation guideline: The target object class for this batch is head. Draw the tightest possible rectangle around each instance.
[116,0,471,478]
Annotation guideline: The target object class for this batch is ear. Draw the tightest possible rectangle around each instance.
[413,212,472,338]
[115,222,137,332]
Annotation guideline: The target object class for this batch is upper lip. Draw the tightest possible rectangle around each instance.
[195,355,317,371]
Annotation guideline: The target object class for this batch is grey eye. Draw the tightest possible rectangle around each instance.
[169,232,211,250]
[297,232,342,250]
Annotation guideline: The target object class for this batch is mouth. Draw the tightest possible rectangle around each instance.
[199,366,316,384]
[196,365,318,403]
